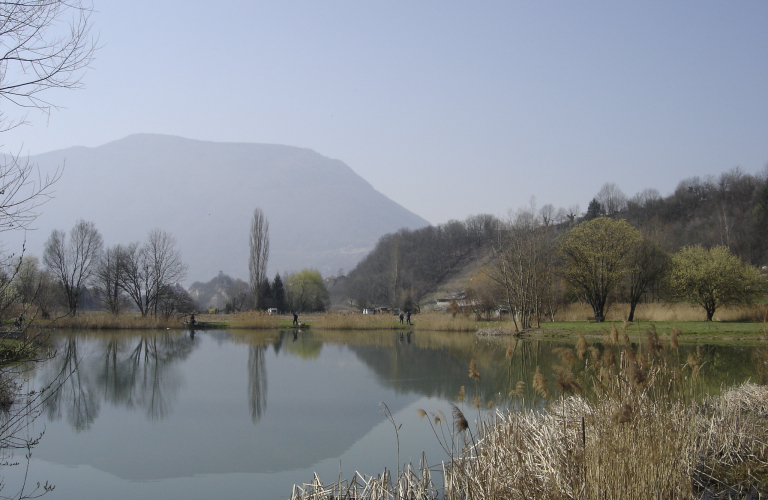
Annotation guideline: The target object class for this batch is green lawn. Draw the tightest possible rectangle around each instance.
[536,320,767,342]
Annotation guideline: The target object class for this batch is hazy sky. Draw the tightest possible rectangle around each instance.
[3,1,767,225]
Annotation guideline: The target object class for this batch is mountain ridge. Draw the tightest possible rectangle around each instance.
[3,134,430,283]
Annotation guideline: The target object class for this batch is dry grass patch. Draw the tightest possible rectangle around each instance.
[40,312,182,330]
[222,311,280,329]
[555,302,767,322]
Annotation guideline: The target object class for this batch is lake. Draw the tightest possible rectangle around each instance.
[2,329,763,500]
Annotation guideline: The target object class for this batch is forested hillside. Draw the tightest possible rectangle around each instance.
[334,167,768,313]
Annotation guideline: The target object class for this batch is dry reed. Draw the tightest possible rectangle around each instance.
[290,328,768,499]
[40,312,184,330]
[290,456,438,500]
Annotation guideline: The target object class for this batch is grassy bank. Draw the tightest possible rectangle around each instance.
[290,330,768,499]
[22,302,768,336]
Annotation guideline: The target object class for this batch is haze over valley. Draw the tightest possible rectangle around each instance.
[5,134,430,284]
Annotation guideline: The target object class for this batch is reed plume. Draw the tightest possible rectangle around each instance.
[451,404,469,433]
[576,333,588,359]
[533,366,548,398]
[469,359,481,382]
[509,381,525,398]
[553,347,576,366]
[456,385,466,402]
[610,323,619,344]
[670,328,680,350]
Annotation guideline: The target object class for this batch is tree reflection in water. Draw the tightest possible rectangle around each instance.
[43,337,100,431]
[248,345,267,423]
[42,333,198,426]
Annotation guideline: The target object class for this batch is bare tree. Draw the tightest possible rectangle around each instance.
[114,242,148,315]
[0,157,61,233]
[0,0,96,233]
[0,0,96,125]
[12,255,40,306]
[487,207,556,331]
[157,284,197,319]
[93,244,131,315]
[622,238,669,322]
[248,208,269,308]
[43,219,102,315]
[566,204,580,224]
[0,3,97,495]
[595,182,628,215]
[143,229,187,316]
[539,204,556,226]
[119,230,188,317]
[225,279,250,313]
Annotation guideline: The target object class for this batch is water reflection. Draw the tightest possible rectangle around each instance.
[41,333,198,425]
[248,345,267,423]
[18,329,765,491]
[42,337,100,431]
[37,330,765,433]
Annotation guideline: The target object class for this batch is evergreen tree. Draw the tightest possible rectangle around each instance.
[256,278,272,310]
[271,273,287,313]
[584,198,604,221]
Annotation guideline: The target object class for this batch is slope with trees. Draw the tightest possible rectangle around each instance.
[333,166,767,322]
[335,214,499,310]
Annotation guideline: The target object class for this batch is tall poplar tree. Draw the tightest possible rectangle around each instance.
[249,208,270,309]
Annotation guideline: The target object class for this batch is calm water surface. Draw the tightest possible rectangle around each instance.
[3,329,764,500]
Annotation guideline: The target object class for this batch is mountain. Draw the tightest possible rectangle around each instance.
[3,134,430,283]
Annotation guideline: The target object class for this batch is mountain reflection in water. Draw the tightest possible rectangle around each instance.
[5,329,763,500]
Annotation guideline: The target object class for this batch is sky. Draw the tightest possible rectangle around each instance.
[2,1,767,225]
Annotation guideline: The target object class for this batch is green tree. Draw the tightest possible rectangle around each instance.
[669,245,766,321]
[285,269,329,312]
[559,218,642,319]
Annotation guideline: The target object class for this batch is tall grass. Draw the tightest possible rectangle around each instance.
[556,302,767,322]
[39,312,183,330]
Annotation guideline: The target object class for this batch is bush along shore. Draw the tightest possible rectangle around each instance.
[290,328,768,499]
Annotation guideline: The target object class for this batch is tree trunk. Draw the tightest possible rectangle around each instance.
[627,300,637,322]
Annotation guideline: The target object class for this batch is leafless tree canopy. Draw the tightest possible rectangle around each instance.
[595,182,628,215]
[93,244,131,315]
[0,156,61,232]
[248,208,269,293]
[119,230,188,317]
[487,207,557,331]
[0,0,96,232]
[43,219,102,315]
[0,0,96,120]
